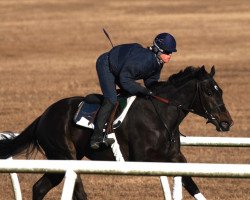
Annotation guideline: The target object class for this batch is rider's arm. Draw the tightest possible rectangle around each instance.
[119,61,148,95]
[143,71,160,88]
[119,73,148,95]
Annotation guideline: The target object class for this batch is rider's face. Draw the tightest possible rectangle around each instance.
[159,53,172,63]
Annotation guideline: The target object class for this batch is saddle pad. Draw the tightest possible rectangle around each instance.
[74,96,136,129]
[74,102,100,129]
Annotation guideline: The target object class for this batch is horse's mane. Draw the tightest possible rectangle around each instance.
[168,66,201,87]
[150,66,203,91]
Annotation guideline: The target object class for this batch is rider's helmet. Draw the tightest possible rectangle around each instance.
[153,33,177,54]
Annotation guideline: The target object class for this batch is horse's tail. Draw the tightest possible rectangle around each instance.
[0,117,41,159]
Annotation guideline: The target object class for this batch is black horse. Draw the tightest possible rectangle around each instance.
[0,66,233,200]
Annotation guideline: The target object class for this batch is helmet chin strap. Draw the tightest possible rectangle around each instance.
[148,46,164,64]
[157,52,164,64]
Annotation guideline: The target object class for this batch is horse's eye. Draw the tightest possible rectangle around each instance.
[207,90,213,96]
[202,84,213,96]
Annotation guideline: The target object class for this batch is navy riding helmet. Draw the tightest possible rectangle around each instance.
[153,33,177,54]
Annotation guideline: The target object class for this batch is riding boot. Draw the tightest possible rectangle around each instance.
[90,99,115,149]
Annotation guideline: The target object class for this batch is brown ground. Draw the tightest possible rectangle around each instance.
[0,0,249,199]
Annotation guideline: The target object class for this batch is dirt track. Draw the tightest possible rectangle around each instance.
[0,0,249,199]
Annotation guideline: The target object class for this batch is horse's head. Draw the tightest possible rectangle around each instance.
[191,66,233,132]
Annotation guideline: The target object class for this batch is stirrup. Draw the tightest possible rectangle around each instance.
[90,136,115,149]
[103,137,115,146]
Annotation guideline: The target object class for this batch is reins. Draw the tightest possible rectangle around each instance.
[151,95,170,104]
[149,81,200,142]
[151,79,220,115]
[149,95,188,143]
[149,97,176,142]
[151,92,196,113]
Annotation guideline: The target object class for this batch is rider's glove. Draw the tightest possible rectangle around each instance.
[145,90,155,99]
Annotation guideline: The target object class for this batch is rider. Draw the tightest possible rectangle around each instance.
[90,32,177,149]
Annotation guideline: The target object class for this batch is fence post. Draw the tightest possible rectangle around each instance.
[160,176,172,200]
[173,176,182,200]
[7,157,22,200]
[61,170,77,200]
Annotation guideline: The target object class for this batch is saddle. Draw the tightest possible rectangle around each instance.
[74,93,136,131]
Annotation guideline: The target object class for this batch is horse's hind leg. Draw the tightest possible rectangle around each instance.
[32,148,88,199]
[32,173,64,200]
[32,172,87,200]
[32,152,88,199]
[171,152,206,200]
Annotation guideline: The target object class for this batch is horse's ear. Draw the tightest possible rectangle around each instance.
[198,65,206,80]
[210,66,215,77]
[200,65,206,72]
[200,65,206,75]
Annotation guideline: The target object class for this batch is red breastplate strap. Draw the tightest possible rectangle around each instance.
[152,95,170,104]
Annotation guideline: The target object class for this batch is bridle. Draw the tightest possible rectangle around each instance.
[150,78,224,141]
[195,79,225,123]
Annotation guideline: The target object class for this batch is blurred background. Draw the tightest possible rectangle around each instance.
[0,0,249,199]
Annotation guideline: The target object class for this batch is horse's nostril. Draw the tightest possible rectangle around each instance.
[221,121,229,129]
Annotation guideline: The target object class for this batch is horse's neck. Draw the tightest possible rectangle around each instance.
[147,80,197,132]
[159,79,197,108]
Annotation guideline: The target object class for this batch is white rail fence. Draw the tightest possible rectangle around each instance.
[180,136,250,147]
[1,133,250,147]
[0,160,250,200]
[0,133,250,200]
[1,160,250,177]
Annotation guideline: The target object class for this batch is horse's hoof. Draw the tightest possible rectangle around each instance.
[103,138,115,146]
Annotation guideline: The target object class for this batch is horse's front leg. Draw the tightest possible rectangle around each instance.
[171,152,206,200]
